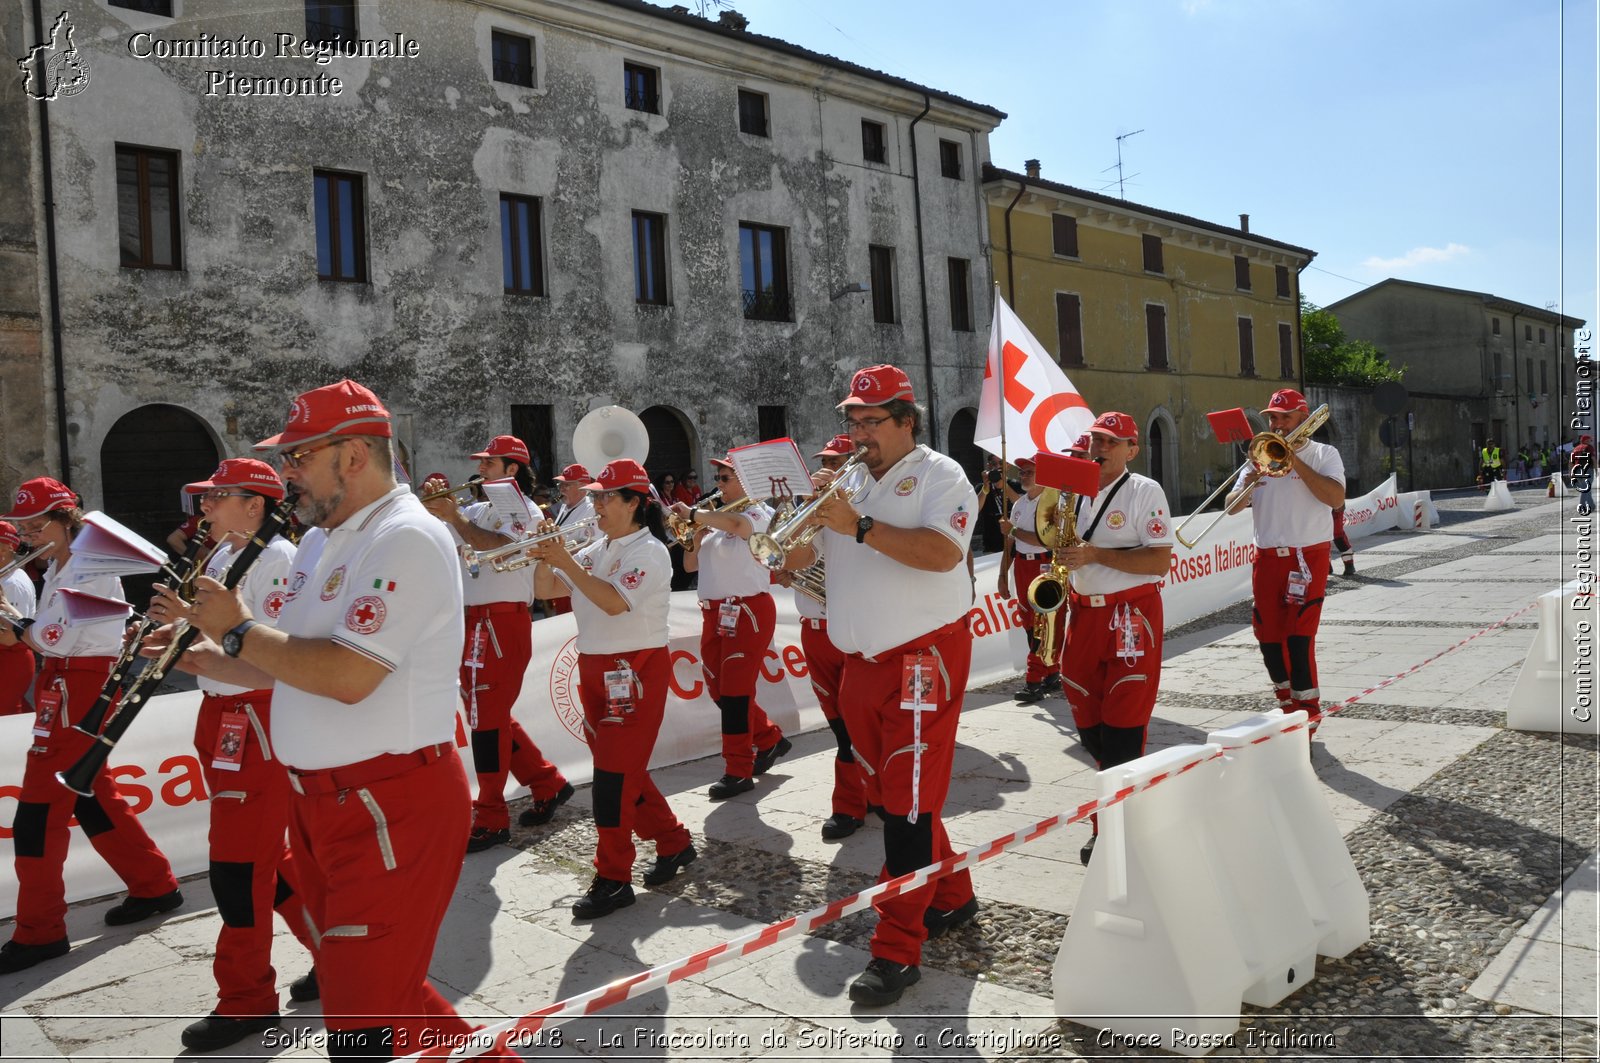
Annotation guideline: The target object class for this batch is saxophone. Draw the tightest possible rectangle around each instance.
[1026,488,1077,667]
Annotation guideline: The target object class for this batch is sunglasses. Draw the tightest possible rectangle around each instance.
[714,474,734,484]
[279,438,348,469]
[199,490,255,503]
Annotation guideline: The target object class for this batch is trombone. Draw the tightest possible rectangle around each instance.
[462,515,600,577]
[748,448,869,570]
[1175,404,1332,548]
[0,543,50,584]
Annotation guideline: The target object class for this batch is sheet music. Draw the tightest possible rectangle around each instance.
[727,439,812,502]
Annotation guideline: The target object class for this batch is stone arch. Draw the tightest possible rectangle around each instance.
[1144,406,1180,510]
[947,406,982,481]
[639,405,698,489]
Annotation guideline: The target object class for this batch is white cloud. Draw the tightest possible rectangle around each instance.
[1361,243,1472,272]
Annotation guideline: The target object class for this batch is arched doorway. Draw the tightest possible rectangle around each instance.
[640,406,695,488]
[947,407,981,480]
[1148,419,1165,485]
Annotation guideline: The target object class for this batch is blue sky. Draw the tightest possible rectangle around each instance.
[733,0,1597,336]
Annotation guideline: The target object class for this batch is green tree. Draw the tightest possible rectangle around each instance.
[1300,298,1405,386]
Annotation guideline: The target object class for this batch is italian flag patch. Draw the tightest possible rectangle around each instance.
[372,579,397,591]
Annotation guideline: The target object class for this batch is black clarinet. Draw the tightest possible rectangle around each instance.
[57,498,294,796]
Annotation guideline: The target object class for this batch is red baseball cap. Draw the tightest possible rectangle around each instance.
[0,521,19,550]
[584,459,652,493]
[254,379,393,451]
[185,458,286,500]
[838,364,915,408]
[1268,388,1309,412]
[1582,435,1593,444]
[814,434,855,458]
[471,435,531,464]
[4,477,78,520]
[1014,457,1036,470]
[1086,411,1139,443]
[710,456,735,470]
[553,463,591,484]
[1069,433,1093,454]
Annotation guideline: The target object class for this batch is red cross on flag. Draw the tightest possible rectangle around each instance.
[976,291,1096,459]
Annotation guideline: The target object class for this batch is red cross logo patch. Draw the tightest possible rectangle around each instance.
[40,623,63,646]
[345,595,386,635]
[620,568,644,590]
[263,590,287,619]
[1147,517,1167,538]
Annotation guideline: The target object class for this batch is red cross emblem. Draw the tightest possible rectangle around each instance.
[345,595,386,634]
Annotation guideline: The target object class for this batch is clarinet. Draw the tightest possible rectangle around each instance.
[57,498,295,797]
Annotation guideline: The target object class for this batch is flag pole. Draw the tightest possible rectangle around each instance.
[994,285,1008,474]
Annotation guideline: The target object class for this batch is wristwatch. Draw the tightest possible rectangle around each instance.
[222,619,257,658]
[855,516,875,544]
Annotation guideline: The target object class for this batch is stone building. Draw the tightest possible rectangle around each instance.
[2,0,1002,547]
[980,161,1315,511]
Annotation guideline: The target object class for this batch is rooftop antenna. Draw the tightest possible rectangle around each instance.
[1114,129,1144,199]
[694,0,731,15]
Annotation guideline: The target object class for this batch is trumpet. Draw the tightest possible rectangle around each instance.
[1175,404,1331,548]
[462,515,599,577]
[748,448,870,570]
[665,490,720,548]
[418,475,485,505]
[1026,488,1078,668]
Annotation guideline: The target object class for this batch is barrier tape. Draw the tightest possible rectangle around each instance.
[404,598,1542,1060]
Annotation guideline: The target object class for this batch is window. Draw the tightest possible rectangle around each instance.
[939,139,962,180]
[632,211,668,305]
[1275,264,1290,298]
[116,145,181,270]
[947,258,972,332]
[510,404,554,483]
[1234,256,1251,291]
[110,0,172,13]
[1540,327,1547,344]
[1525,324,1533,341]
[499,193,544,295]
[305,0,357,46]
[623,62,659,114]
[491,30,533,87]
[1527,357,1535,393]
[1238,318,1255,376]
[1278,322,1294,379]
[1051,214,1078,258]
[861,120,887,164]
[1056,293,1083,367]
[1492,316,1501,335]
[1142,233,1163,273]
[1146,304,1168,370]
[1541,361,1549,395]
[737,89,768,137]
[1493,351,1504,386]
[757,405,788,442]
[739,222,790,321]
[868,245,896,324]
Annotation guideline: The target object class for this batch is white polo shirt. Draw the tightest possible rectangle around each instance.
[3,568,37,621]
[30,554,125,658]
[1069,471,1174,596]
[1008,492,1050,558]
[555,495,601,548]
[822,446,977,658]
[557,528,672,654]
[1234,439,1346,548]
[201,535,296,697]
[695,503,775,601]
[457,499,536,607]
[270,486,464,771]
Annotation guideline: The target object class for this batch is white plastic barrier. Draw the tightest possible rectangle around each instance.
[1396,490,1438,530]
[1343,474,1400,539]
[1484,479,1516,511]
[1506,580,1598,735]
[1550,473,1569,497]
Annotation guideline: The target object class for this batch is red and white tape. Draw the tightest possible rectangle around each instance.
[405,598,1540,1060]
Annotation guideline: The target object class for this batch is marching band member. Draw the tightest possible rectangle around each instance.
[790,365,979,1007]
[176,381,474,1059]
[998,457,1064,704]
[149,460,317,1052]
[543,464,600,616]
[530,459,696,918]
[673,458,789,800]
[1226,388,1345,736]
[0,520,38,715]
[421,436,571,851]
[1056,414,1175,864]
[0,478,181,975]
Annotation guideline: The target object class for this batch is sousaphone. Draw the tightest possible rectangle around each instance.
[572,405,651,471]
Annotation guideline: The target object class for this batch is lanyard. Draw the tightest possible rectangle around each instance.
[1074,471,1132,544]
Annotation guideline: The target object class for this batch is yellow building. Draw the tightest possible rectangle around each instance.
[982,162,1316,511]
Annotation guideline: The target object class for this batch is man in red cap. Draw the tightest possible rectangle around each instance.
[0,477,182,974]
[542,464,600,617]
[0,520,38,714]
[175,380,474,1058]
[785,364,980,1007]
[1226,388,1345,737]
[422,436,571,850]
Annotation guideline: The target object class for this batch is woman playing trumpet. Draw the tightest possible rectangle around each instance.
[531,460,696,918]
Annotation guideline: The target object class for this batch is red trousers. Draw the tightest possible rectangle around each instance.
[839,619,974,966]
[194,690,316,1017]
[11,656,178,945]
[0,640,35,715]
[287,747,473,1050]
[1012,553,1066,683]
[699,594,783,778]
[576,649,691,880]
[1251,543,1331,722]
[462,604,565,831]
[800,620,867,817]
[1062,585,1163,732]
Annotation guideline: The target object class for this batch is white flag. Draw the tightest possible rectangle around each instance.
[975,290,1095,459]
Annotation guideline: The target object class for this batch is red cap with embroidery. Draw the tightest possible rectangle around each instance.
[255,379,392,450]
[4,477,78,520]
[471,435,531,464]
[838,364,915,408]
[185,458,286,500]
[814,434,855,457]
[1069,433,1093,454]
[1014,457,1036,470]
[0,521,19,550]
[1268,388,1309,412]
[1086,411,1139,442]
[584,459,652,493]
[554,463,591,484]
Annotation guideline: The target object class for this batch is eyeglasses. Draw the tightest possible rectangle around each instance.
[714,475,734,484]
[587,490,619,505]
[16,518,51,537]
[200,490,254,503]
[279,438,347,469]
[841,414,895,433]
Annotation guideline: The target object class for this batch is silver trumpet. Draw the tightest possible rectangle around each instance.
[748,447,870,570]
[463,515,599,577]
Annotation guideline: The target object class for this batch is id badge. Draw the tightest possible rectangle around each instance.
[1115,616,1145,658]
[900,655,942,712]
[603,666,635,724]
[211,709,249,771]
[33,686,62,739]
[717,600,741,637]
[1285,570,1310,604]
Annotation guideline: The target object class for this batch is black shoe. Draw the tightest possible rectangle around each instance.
[1041,672,1062,694]
[288,968,319,1003]
[466,826,511,853]
[642,843,697,886]
[0,937,69,974]
[922,896,980,940]
[708,774,755,801]
[104,888,182,926]
[518,781,575,827]
[1013,682,1045,705]
[866,803,887,822]
[1343,561,1356,577]
[753,736,792,775]
[181,1013,281,1052]
[572,876,635,919]
[821,813,864,840]
[848,957,921,1006]
[1079,832,1097,866]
